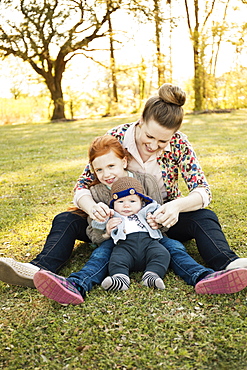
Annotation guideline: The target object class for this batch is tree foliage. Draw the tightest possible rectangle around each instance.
[0,0,246,121]
[0,0,122,120]
[183,0,240,112]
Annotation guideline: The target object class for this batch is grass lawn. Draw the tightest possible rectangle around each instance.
[1,111,247,370]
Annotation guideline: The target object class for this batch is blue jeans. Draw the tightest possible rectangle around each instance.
[159,237,214,286]
[31,212,90,272]
[67,236,212,296]
[67,239,114,297]
[67,237,214,296]
[166,208,238,270]
[30,209,239,290]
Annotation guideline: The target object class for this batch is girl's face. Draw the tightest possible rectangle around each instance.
[113,194,142,216]
[92,150,127,188]
[136,119,176,161]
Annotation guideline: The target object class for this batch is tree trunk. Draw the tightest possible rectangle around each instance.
[45,56,66,120]
[193,0,202,112]
[108,12,118,103]
[167,1,173,83]
[138,59,146,110]
[29,56,66,120]
[50,91,65,120]
[51,53,66,120]
[154,0,165,86]
[193,40,203,111]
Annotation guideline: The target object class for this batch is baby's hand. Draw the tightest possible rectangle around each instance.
[106,217,122,235]
[146,213,160,230]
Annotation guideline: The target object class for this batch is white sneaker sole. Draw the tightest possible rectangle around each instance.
[0,258,36,288]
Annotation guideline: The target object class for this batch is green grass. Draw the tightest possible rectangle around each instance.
[1,111,247,370]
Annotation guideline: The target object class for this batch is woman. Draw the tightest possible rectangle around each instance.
[74,83,247,272]
[1,83,247,290]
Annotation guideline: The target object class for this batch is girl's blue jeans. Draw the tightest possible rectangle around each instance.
[31,209,239,295]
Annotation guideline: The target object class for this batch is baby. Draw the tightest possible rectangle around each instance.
[92,177,170,291]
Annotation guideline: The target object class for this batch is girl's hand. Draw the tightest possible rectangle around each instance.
[90,202,113,222]
[152,202,179,229]
[106,217,122,235]
[146,213,160,229]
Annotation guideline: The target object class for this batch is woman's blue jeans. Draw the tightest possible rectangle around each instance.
[66,236,214,296]
[31,212,91,272]
[159,237,214,286]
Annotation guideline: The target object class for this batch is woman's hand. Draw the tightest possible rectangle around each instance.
[90,202,113,222]
[106,217,122,235]
[152,192,204,228]
[152,202,180,229]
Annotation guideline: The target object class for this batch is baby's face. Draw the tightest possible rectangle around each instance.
[113,194,142,216]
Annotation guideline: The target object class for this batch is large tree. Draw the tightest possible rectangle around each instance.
[184,0,217,111]
[0,0,122,120]
[183,0,237,111]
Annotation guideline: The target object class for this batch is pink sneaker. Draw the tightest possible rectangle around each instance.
[33,270,84,305]
[195,268,247,294]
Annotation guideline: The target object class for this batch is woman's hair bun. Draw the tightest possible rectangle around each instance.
[158,83,186,106]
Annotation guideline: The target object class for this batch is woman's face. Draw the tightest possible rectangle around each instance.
[136,119,176,161]
[92,150,127,188]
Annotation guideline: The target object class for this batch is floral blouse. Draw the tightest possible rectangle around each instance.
[74,121,212,205]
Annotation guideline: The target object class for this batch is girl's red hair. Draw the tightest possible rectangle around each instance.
[88,135,129,186]
[68,135,128,215]
[89,135,128,163]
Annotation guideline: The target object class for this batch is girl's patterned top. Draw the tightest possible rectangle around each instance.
[75,121,212,204]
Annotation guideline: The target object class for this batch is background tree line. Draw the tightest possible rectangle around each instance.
[0,0,246,122]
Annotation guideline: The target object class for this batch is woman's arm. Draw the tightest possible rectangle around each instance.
[152,132,211,228]
[162,132,212,205]
[74,163,94,191]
